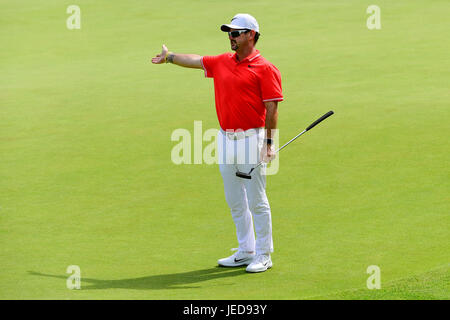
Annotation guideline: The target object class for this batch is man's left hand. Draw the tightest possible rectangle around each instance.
[261,143,276,163]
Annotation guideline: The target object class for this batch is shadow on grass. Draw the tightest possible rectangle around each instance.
[28,267,247,290]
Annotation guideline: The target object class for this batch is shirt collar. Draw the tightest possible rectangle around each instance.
[232,49,261,63]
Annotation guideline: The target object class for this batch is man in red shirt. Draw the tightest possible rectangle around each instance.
[152,13,283,273]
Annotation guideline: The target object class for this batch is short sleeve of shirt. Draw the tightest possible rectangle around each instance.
[201,54,226,78]
[260,64,283,102]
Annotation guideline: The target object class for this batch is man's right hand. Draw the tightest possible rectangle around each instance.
[150,46,203,69]
[151,44,169,64]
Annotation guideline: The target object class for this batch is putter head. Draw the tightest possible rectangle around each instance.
[235,169,253,179]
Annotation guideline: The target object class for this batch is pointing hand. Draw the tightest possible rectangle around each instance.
[151,44,169,64]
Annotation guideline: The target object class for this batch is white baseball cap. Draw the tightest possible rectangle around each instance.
[221,13,259,33]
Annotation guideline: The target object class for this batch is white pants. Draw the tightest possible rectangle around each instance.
[218,129,274,255]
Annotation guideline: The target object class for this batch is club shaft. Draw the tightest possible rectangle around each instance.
[238,111,334,178]
[252,129,307,171]
[275,129,307,153]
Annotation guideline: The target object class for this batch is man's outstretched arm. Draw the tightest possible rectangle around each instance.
[151,44,203,69]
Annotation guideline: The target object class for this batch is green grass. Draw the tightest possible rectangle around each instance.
[1,0,449,299]
[315,264,450,300]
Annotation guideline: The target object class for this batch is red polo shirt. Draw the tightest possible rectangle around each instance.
[201,50,283,131]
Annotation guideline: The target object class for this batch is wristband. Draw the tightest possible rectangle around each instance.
[264,138,273,145]
[165,52,174,63]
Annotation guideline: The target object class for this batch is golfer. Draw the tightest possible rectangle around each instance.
[152,13,283,272]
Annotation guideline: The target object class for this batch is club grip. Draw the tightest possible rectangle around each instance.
[306,111,334,131]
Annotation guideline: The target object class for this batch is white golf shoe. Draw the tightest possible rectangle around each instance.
[218,249,255,267]
[246,254,272,273]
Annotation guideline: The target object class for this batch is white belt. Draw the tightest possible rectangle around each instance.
[221,128,263,140]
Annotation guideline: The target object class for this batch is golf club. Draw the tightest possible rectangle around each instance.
[235,110,335,179]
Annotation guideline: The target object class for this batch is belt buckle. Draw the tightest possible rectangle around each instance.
[225,130,245,140]
[235,131,245,140]
[226,132,235,140]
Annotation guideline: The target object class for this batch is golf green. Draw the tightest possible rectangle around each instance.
[1,0,448,299]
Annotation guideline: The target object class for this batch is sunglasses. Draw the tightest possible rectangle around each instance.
[228,29,250,38]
